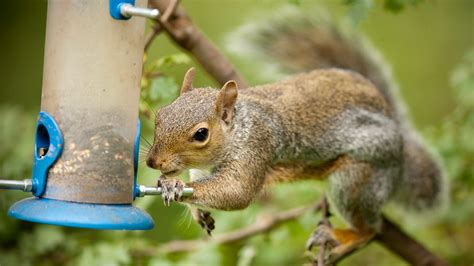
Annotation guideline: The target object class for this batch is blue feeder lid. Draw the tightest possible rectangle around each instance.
[8,197,154,230]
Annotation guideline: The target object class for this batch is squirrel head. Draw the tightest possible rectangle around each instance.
[146,68,238,177]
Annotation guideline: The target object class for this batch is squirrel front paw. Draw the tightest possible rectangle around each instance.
[157,175,185,206]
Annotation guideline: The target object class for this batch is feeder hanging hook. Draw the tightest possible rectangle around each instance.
[110,0,159,20]
[120,3,159,19]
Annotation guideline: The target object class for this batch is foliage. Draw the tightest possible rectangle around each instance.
[139,53,191,121]
[424,49,474,264]
[427,49,474,225]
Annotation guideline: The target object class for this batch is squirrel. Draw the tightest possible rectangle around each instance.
[146,8,446,260]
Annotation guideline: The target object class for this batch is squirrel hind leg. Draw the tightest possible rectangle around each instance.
[327,157,400,230]
[308,224,375,263]
[311,157,399,261]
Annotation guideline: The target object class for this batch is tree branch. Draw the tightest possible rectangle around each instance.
[376,217,449,266]
[147,0,247,88]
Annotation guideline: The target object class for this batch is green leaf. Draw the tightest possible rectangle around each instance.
[384,0,424,13]
[155,53,191,69]
[149,76,179,103]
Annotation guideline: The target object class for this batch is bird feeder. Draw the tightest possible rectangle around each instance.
[0,0,191,230]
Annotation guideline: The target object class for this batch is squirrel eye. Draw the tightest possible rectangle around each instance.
[193,128,209,142]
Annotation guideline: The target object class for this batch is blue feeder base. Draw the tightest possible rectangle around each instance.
[8,197,154,230]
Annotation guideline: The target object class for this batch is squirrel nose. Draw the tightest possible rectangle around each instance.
[146,157,164,169]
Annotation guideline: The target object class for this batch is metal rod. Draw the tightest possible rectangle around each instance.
[0,179,33,192]
[137,185,193,197]
[120,4,159,19]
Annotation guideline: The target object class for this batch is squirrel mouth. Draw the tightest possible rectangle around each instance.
[162,169,180,177]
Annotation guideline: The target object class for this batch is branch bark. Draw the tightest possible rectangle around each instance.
[376,217,449,266]
[147,0,247,88]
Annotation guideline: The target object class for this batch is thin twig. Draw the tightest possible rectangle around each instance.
[317,196,331,266]
[147,0,247,88]
[144,23,162,51]
[144,0,179,51]
[132,201,322,256]
[161,0,179,22]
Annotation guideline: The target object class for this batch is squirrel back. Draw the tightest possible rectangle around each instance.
[226,8,447,211]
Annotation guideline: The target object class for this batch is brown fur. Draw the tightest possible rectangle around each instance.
[266,155,353,183]
[241,69,392,136]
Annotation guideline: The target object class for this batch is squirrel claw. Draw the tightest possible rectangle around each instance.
[306,224,339,251]
[157,176,185,206]
[307,225,374,264]
[191,208,215,235]
[306,224,340,265]
[199,209,215,235]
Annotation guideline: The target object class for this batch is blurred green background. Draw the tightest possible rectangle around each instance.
[0,0,473,265]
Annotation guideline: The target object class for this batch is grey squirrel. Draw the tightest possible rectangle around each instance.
[146,9,446,260]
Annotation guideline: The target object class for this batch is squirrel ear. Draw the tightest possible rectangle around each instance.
[180,67,196,95]
[216,80,238,125]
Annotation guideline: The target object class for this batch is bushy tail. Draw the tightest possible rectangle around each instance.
[226,7,447,211]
